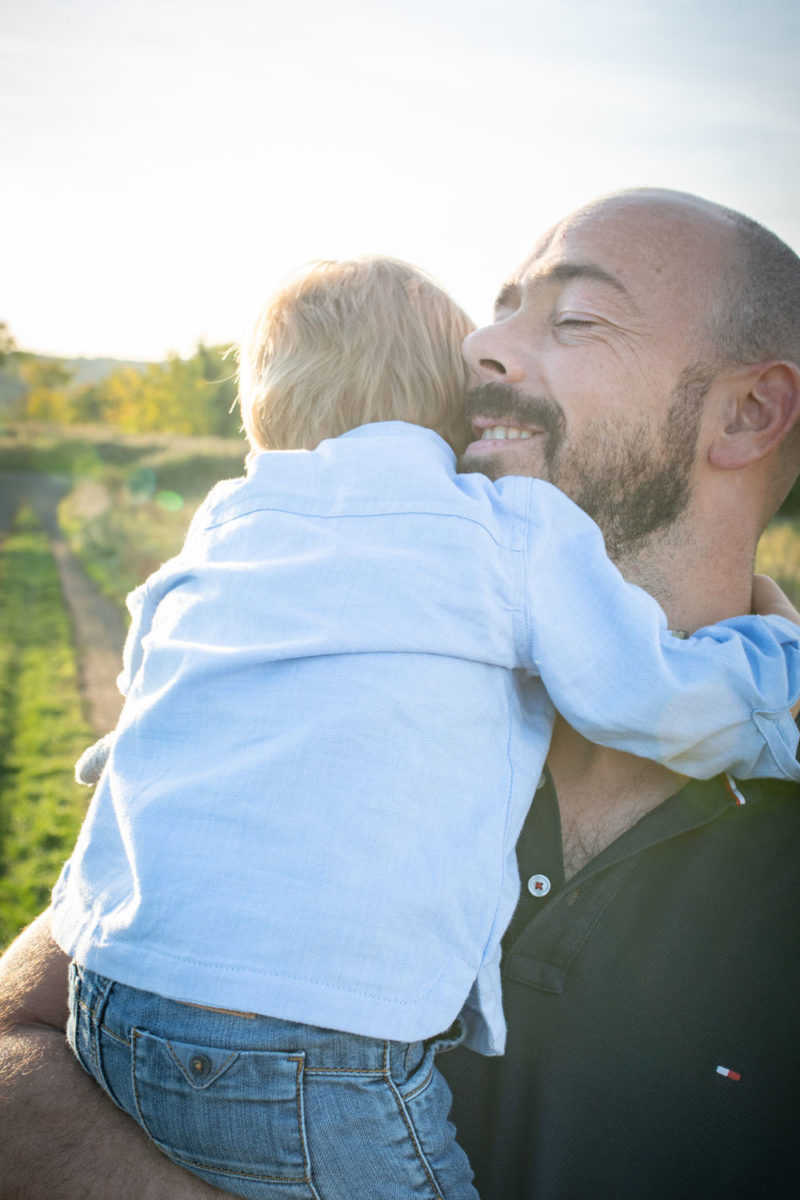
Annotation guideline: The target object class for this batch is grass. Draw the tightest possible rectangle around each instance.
[0,506,94,949]
[1,423,248,609]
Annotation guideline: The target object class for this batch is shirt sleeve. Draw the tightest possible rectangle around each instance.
[115,490,219,697]
[519,479,800,781]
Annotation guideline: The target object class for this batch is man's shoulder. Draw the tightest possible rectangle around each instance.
[736,772,800,811]
[703,775,800,887]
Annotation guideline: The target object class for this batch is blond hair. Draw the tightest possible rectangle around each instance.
[239,257,474,453]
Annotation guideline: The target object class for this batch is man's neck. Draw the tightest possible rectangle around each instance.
[612,507,754,634]
[547,717,687,879]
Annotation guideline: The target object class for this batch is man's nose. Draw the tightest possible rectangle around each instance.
[462,324,527,383]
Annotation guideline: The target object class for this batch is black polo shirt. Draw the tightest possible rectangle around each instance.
[439,772,800,1199]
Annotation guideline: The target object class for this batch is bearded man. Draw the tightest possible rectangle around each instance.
[439,188,800,1198]
[1,189,800,1199]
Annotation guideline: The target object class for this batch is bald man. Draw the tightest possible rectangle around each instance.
[2,190,800,1199]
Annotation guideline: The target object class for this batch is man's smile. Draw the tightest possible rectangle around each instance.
[463,418,543,457]
[476,425,536,441]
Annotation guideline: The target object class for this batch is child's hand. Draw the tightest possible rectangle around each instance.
[74,731,115,786]
[752,574,800,626]
[752,575,800,720]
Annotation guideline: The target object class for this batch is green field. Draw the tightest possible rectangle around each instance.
[0,426,248,948]
[0,425,248,608]
[0,507,93,947]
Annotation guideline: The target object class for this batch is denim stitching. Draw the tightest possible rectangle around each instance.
[163,1040,238,1083]
[289,1053,322,1200]
[154,1152,311,1184]
[402,1066,434,1103]
[97,1019,128,1047]
[87,975,114,1079]
[77,989,131,1049]
[129,1030,313,1186]
[303,1065,384,1076]
[381,1042,444,1200]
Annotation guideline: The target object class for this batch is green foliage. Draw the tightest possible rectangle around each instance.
[18,357,76,423]
[0,321,17,365]
[755,520,800,608]
[0,507,93,948]
[0,432,246,944]
[12,341,241,438]
[53,435,246,607]
[777,480,800,520]
[0,325,28,419]
[0,435,108,478]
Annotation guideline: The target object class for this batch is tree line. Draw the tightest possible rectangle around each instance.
[0,323,241,438]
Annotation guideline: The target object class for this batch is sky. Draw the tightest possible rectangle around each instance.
[3,0,799,361]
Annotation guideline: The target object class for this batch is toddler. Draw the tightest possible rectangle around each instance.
[53,257,800,1200]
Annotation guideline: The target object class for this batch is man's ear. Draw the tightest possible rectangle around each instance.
[709,360,800,469]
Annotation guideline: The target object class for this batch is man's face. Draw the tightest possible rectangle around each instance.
[459,198,725,558]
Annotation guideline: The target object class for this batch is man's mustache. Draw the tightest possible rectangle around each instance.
[464,382,566,442]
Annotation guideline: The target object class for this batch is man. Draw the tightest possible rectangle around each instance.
[438,188,800,1197]
[1,188,799,1198]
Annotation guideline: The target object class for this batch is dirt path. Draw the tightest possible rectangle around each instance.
[0,470,126,734]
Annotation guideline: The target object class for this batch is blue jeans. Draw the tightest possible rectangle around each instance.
[67,963,479,1199]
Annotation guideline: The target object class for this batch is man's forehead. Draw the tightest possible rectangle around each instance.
[497,203,725,318]
[515,194,733,292]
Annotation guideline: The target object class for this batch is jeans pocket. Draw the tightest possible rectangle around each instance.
[400,1021,465,1104]
[399,1061,478,1200]
[131,1029,312,1188]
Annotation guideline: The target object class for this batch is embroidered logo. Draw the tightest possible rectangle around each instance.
[716,1065,742,1081]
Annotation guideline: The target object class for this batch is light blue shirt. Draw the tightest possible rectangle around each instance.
[51,423,800,1055]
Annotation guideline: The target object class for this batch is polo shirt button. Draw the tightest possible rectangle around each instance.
[527,873,551,897]
[536,773,547,791]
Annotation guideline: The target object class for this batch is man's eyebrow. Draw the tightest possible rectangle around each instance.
[540,262,633,299]
[494,263,636,312]
[493,282,521,311]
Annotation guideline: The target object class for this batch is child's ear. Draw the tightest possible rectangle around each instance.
[709,360,800,470]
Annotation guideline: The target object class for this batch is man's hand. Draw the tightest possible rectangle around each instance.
[0,910,219,1200]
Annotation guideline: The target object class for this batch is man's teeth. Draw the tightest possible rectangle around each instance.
[479,426,535,441]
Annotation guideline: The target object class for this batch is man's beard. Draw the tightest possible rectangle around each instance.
[459,367,711,561]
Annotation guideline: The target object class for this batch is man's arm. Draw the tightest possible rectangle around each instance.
[0,910,218,1200]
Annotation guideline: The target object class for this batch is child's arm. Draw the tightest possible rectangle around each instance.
[752,574,800,719]
[517,479,800,781]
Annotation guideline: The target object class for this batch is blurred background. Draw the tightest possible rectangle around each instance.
[1,0,799,945]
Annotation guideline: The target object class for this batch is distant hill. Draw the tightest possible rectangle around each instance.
[61,356,156,385]
[0,354,156,413]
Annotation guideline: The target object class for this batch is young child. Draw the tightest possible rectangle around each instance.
[52,257,800,1200]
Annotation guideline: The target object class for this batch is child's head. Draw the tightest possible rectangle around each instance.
[239,256,475,453]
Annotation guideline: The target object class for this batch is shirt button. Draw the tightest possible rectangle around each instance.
[527,873,551,897]
[536,773,548,791]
